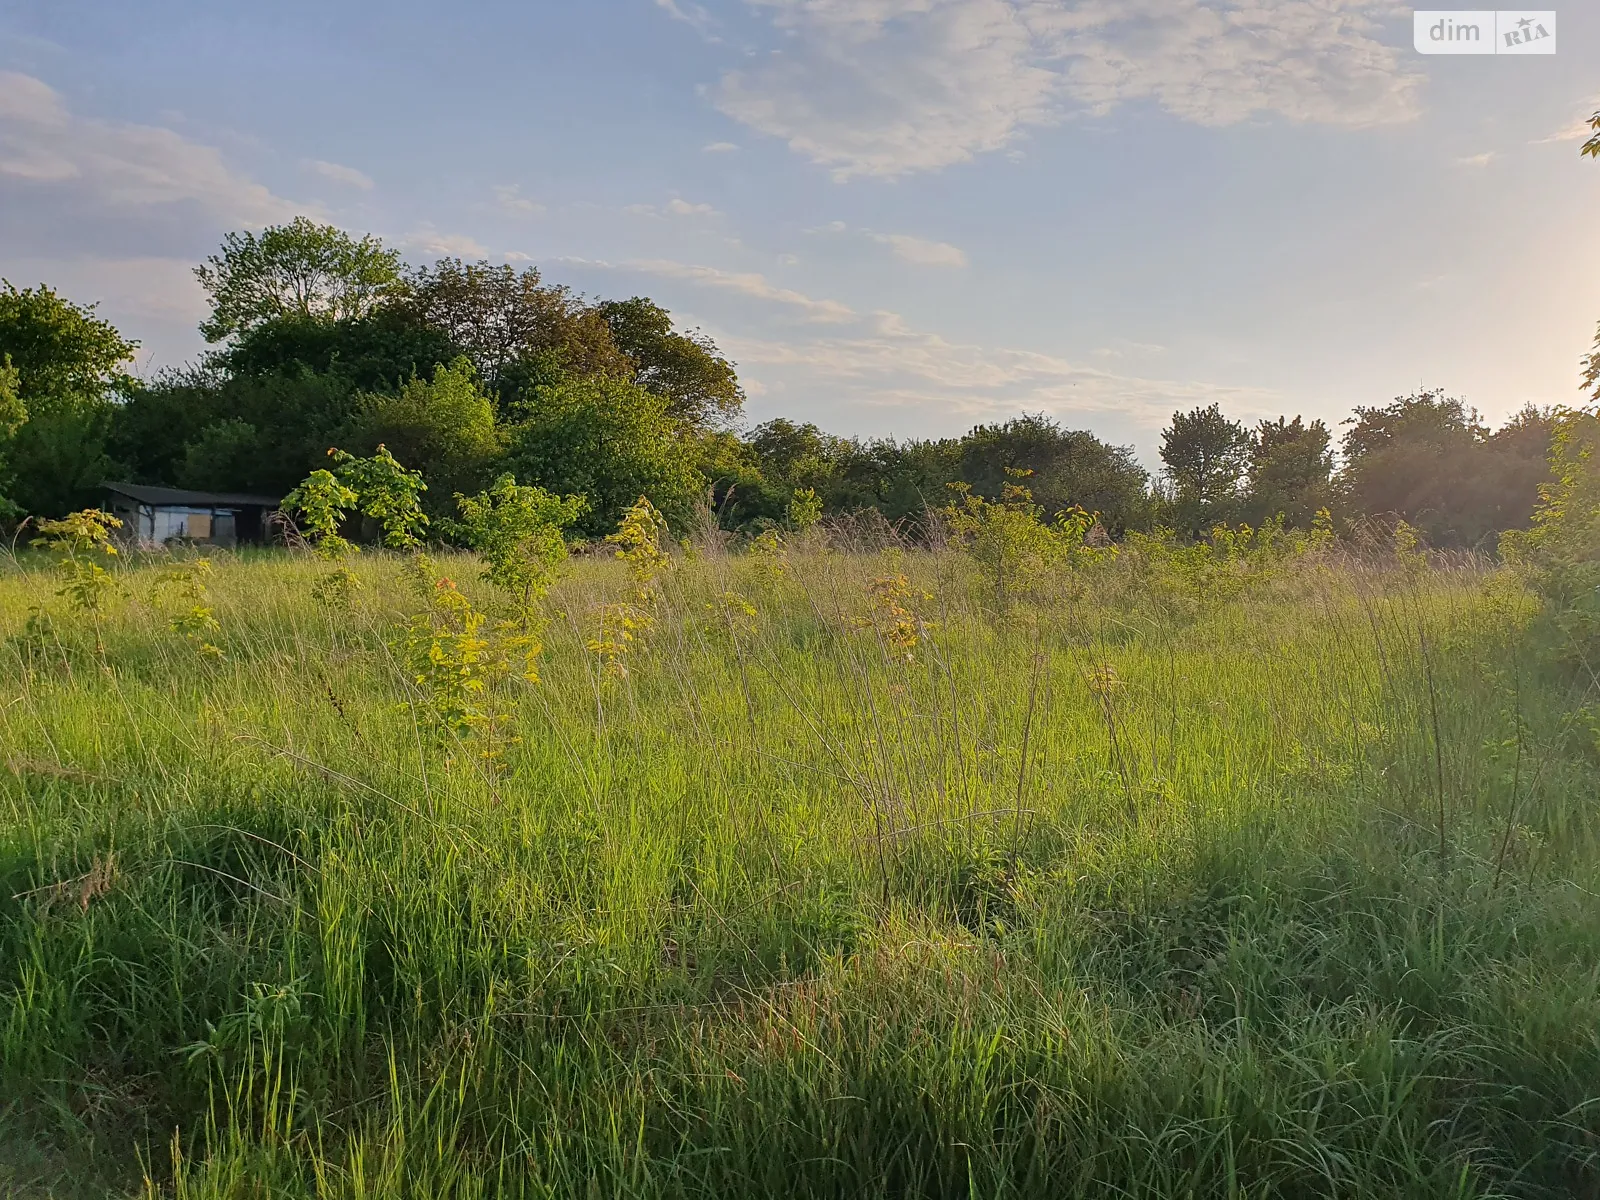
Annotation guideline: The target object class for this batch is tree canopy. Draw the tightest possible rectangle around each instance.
[1339,391,1552,547]
[0,281,139,515]
[1160,404,1251,534]
[401,258,631,405]
[0,216,1577,555]
[194,218,406,343]
[598,297,744,429]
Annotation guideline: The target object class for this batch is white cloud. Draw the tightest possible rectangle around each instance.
[1455,152,1495,167]
[504,251,534,262]
[1092,339,1167,358]
[3,252,214,371]
[668,197,719,216]
[1532,100,1600,145]
[721,313,1276,428]
[810,221,968,266]
[494,183,545,215]
[703,141,740,153]
[304,159,374,190]
[620,258,857,322]
[586,253,1274,428]
[0,70,295,224]
[405,227,489,258]
[625,197,723,217]
[870,232,968,267]
[654,0,718,37]
[11,254,208,325]
[716,0,1424,179]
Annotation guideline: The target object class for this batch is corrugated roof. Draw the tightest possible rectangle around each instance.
[104,482,282,508]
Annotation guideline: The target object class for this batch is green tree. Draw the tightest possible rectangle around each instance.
[959,414,1150,533]
[211,308,457,393]
[195,218,406,343]
[1245,416,1333,526]
[178,419,265,493]
[598,297,744,429]
[0,281,139,516]
[829,437,963,525]
[455,474,587,611]
[343,358,502,512]
[0,282,137,402]
[503,376,702,536]
[184,370,366,496]
[109,368,226,486]
[402,259,630,407]
[1160,404,1250,535]
[332,446,429,549]
[0,357,24,516]
[120,309,460,497]
[1340,391,1551,547]
[1586,329,1600,404]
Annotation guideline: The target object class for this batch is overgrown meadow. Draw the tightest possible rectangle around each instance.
[4,472,1600,1198]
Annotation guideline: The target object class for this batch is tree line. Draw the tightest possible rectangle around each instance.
[1,206,1596,549]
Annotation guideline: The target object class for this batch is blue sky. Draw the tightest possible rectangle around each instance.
[2,0,1597,459]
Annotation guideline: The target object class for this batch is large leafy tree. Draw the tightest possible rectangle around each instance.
[1160,403,1251,534]
[710,418,849,528]
[1245,416,1333,526]
[211,308,457,393]
[597,297,743,429]
[0,358,24,516]
[110,367,228,487]
[402,259,630,407]
[194,217,406,343]
[503,376,702,536]
[958,414,1150,533]
[177,370,365,496]
[1340,390,1551,547]
[0,281,139,516]
[0,281,137,402]
[828,437,964,526]
[343,358,503,513]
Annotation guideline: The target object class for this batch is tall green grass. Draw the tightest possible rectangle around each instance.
[2,533,1598,1198]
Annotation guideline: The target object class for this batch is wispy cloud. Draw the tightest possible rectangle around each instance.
[870,232,968,267]
[653,0,718,39]
[625,197,723,218]
[811,221,968,267]
[574,252,1274,428]
[0,70,295,225]
[1532,98,1600,144]
[1455,152,1496,168]
[721,314,1276,429]
[668,198,718,216]
[405,227,489,258]
[702,141,740,153]
[600,257,857,322]
[716,0,1423,180]
[493,183,544,215]
[304,159,374,190]
[1092,339,1167,359]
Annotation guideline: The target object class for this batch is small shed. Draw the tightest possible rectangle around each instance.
[104,483,281,548]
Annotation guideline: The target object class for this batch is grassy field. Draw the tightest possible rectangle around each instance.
[3,527,1600,1197]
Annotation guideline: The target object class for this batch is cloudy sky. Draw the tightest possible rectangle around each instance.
[2,0,1597,456]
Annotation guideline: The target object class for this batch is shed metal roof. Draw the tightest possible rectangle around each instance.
[104,482,282,508]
